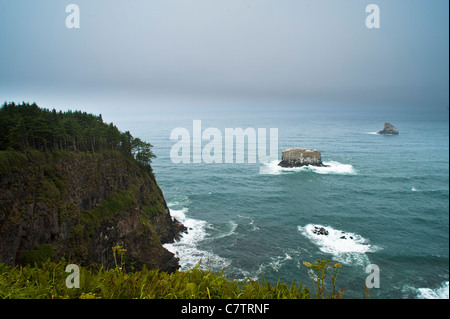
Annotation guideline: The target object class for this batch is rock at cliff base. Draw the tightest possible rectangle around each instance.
[378,123,399,135]
[278,147,327,168]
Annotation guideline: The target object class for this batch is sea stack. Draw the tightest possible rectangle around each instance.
[378,122,399,135]
[278,147,327,168]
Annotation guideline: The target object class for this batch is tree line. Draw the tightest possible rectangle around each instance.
[0,102,155,166]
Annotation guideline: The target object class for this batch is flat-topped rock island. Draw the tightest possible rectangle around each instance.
[278,147,328,168]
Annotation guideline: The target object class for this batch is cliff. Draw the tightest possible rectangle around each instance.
[0,150,185,272]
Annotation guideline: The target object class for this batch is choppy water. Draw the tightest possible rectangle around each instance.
[112,107,449,299]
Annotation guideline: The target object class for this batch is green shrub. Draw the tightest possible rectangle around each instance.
[21,244,55,267]
[0,259,313,299]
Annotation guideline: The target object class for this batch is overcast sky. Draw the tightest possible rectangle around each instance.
[0,0,448,113]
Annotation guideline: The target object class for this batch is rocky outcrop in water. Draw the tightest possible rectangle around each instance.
[312,226,329,236]
[378,123,399,135]
[278,147,327,168]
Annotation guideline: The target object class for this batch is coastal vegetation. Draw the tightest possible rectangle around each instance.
[0,102,181,272]
[0,102,346,299]
[0,256,349,299]
[0,259,311,299]
[0,101,155,166]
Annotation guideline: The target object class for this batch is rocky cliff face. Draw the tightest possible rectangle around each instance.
[278,148,326,168]
[0,150,185,272]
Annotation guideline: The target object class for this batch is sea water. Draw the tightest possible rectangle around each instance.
[110,106,449,299]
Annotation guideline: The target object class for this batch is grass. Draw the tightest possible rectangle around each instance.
[0,254,352,299]
[0,259,315,299]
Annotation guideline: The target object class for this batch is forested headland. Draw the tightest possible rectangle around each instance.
[0,101,183,273]
[0,101,155,166]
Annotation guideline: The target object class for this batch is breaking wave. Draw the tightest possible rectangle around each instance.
[416,281,449,299]
[163,205,231,271]
[298,224,380,266]
[259,160,357,175]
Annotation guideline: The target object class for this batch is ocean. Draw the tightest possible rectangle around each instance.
[109,105,449,299]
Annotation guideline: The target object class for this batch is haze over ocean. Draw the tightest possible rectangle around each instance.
[1,0,448,299]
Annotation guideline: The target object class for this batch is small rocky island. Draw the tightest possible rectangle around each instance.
[378,122,399,135]
[278,147,327,168]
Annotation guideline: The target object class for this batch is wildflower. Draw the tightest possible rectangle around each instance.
[112,245,123,252]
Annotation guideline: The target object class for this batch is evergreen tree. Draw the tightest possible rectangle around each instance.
[0,101,156,167]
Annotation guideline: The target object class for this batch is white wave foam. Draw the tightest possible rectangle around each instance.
[268,253,293,272]
[311,161,356,175]
[209,220,239,240]
[416,281,449,299]
[259,160,356,175]
[237,214,260,232]
[164,207,230,271]
[167,195,191,210]
[298,224,379,266]
[248,219,259,231]
[255,251,298,276]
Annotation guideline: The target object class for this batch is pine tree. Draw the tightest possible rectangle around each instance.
[0,102,156,167]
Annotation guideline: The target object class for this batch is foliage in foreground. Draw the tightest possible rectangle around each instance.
[303,259,345,299]
[0,255,350,299]
[0,260,313,299]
